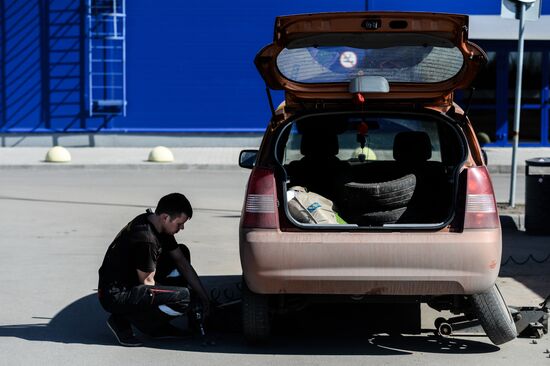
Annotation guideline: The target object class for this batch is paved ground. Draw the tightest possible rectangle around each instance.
[0,168,548,366]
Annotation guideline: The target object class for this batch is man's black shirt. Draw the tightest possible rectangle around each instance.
[98,212,179,288]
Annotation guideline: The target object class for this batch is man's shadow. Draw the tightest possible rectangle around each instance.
[0,275,242,347]
[0,275,499,355]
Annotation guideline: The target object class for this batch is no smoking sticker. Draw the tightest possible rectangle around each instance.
[339,51,357,68]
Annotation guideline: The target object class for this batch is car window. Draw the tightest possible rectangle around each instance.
[282,116,442,164]
[277,45,463,84]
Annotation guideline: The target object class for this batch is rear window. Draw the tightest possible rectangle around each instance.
[277,45,464,84]
[282,115,444,164]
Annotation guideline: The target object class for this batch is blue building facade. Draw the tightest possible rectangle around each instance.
[1,1,549,146]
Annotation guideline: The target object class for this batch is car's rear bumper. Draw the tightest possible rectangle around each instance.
[240,228,501,296]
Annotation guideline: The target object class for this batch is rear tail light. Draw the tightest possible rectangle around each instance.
[464,166,500,229]
[241,167,279,229]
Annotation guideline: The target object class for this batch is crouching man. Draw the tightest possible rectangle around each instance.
[98,193,210,346]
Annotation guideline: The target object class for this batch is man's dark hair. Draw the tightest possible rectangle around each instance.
[155,193,193,219]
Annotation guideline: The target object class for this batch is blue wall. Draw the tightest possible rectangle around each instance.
[0,0,366,133]
[367,0,550,14]
[0,0,43,131]
[0,0,547,133]
[125,1,368,132]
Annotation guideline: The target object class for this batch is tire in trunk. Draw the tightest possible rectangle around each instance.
[342,174,416,211]
[341,174,416,224]
[357,207,408,225]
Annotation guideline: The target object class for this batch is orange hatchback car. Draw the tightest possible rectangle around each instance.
[239,12,516,345]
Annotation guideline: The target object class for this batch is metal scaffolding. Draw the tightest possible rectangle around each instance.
[87,0,126,117]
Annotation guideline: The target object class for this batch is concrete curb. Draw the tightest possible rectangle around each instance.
[0,146,549,172]
[0,147,245,168]
[487,165,525,174]
[0,163,243,170]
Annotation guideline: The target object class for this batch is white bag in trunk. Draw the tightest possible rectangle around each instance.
[287,186,339,224]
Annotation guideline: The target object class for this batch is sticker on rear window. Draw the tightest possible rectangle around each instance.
[339,51,357,69]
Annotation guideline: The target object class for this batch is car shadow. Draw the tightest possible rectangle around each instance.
[500,215,550,301]
[0,275,499,355]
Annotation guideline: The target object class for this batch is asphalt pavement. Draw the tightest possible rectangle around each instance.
[0,150,549,365]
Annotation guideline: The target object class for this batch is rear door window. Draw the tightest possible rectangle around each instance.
[277,44,464,84]
[282,116,442,164]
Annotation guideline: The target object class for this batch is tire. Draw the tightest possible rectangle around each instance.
[357,207,407,225]
[470,284,517,345]
[342,174,416,212]
[242,279,271,344]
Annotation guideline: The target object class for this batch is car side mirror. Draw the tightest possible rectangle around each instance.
[239,149,258,169]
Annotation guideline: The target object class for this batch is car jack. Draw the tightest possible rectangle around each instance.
[434,315,483,337]
[509,305,549,339]
[434,302,549,339]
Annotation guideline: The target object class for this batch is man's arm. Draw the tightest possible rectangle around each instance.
[169,248,210,314]
[137,269,156,286]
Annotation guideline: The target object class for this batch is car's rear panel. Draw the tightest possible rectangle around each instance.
[241,227,501,295]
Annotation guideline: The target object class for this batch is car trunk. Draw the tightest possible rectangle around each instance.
[255,12,486,108]
[277,110,467,229]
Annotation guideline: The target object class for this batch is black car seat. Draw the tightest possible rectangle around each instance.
[393,131,449,223]
[286,131,352,208]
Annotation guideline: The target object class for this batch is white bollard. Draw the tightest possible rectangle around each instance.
[45,146,71,163]
[148,146,174,163]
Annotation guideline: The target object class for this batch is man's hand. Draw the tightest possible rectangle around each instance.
[137,269,155,286]
[169,247,211,316]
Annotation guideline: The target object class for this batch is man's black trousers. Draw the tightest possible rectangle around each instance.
[98,244,192,333]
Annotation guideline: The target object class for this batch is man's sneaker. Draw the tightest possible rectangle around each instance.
[106,315,142,347]
[146,324,192,340]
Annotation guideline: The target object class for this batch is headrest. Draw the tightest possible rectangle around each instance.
[393,131,432,162]
[300,132,339,157]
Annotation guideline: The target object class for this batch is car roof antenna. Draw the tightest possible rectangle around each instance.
[265,85,275,117]
[464,87,475,116]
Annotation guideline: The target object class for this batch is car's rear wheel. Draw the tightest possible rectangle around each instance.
[242,279,271,344]
[470,284,517,345]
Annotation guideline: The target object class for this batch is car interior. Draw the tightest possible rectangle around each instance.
[279,112,467,227]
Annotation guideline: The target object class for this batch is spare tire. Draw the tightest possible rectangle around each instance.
[355,207,407,225]
[342,174,416,213]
